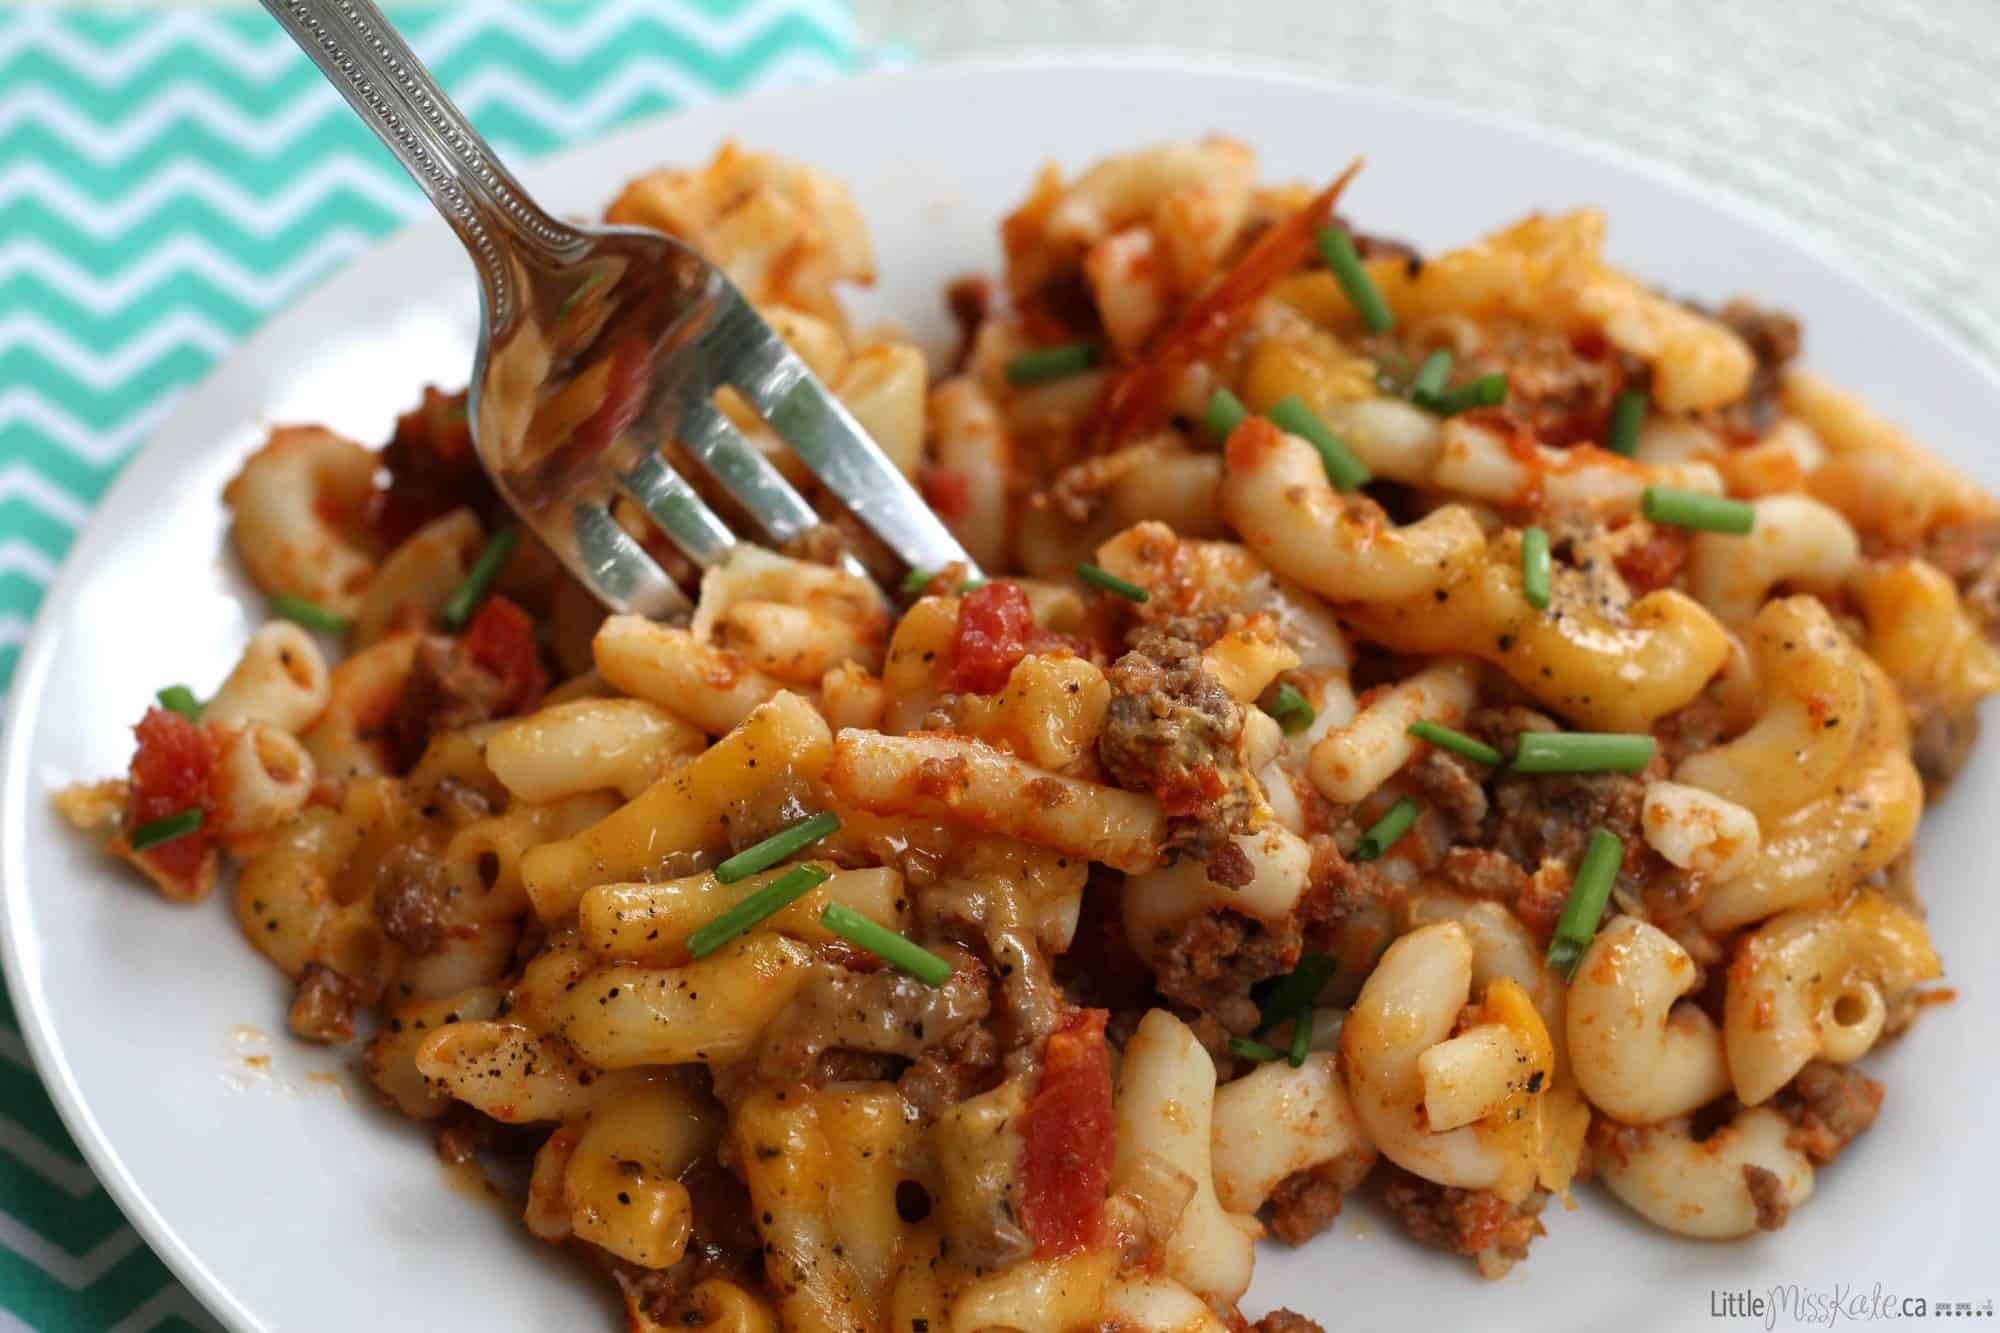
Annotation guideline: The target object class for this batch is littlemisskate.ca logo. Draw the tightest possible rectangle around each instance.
[1710,1285,1994,1328]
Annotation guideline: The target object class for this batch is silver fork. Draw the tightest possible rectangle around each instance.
[263,0,977,618]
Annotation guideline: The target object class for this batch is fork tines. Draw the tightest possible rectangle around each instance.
[588,294,976,618]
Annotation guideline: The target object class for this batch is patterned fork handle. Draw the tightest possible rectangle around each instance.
[257,0,582,325]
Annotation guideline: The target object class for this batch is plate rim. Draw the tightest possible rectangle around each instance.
[4,49,1996,1332]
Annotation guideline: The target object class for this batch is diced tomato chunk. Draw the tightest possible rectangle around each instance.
[125,706,214,886]
[569,336,651,462]
[950,580,1038,693]
[461,595,548,715]
[366,387,494,547]
[919,466,973,522]
[1020,1009,1115,1257]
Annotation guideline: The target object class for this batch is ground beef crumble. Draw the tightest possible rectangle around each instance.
[1409,748,1489,842]
[1710,297,1802,431]
[1742,1163,1792,1231]
[1265,1150,1376,1245]
[1436,845,1529,902]
[1471,328,1624,448]
[1773,1060,1884,1164]
[287,962,364,1044]
[1906,691,1981,799]
[1150,908,1302,1040]
[1253,1311,1328,1333]
[371,844,452,955]
[380,635,510,772]
[1380,1168,1548,1278]
[1478,706,1649,871]
[1098,619,1256,876]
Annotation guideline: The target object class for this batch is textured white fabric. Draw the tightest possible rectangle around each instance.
[858,0,2000,361]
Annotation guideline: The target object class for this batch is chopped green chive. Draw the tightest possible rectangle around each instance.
[1424,373,1509,417]
[1641,486,1755,535]
[820,903,953,987]
[1267,395,1372,491]
[1353,796,1420,862]
[687,864,829,959]
[957,578,987,594]
[1606,389,1648,457]
[1077,562,1150,603]
[1315,226,1394,334]
[1227,1036,1286,1063]
[1545,828,1625,979]
[1511,731,1657,774]
[1206,387,1250,439]
[1253,953,1337,1036]
[714,811,842,884]
[1522,525,1552,611]
[1407,720,1503,767]
[269,594,350,636]
[1287,1005,1315,1068]
[130,808,202,852]
[902,567,938,596]
[1004,342,1098,386]
[1410,349,1455,403]
[155,685,202,721]
[440,527,519,631]
[1264,682,1316,735]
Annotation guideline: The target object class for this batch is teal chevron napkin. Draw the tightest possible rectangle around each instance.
[0,4,855,1327]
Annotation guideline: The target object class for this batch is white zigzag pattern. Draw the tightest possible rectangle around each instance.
[0,84,351,165]
[0,542,57,583]
[0,1211,141,1288]
[1,23,845,164]
[0,11,295,84]
[0,311,231,390]
[450,46,842,136]
[0,392,174,466]
[0,465,89,527]
[0,159,418,239]
[0,0,846,88]
[0,54,837,166]
[0,231,369,313]
[415,0,851,66]
[0,620,29,651]
[0,1119,99,1199]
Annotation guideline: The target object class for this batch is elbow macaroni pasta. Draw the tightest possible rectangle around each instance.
[56,137,1993,1321]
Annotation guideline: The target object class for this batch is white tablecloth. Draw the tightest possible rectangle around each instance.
[859,0,2000,364]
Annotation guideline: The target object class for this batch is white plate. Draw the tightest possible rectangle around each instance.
[5,54,1996,1333]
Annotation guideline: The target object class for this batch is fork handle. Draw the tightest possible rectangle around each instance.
[260,0,583,325]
